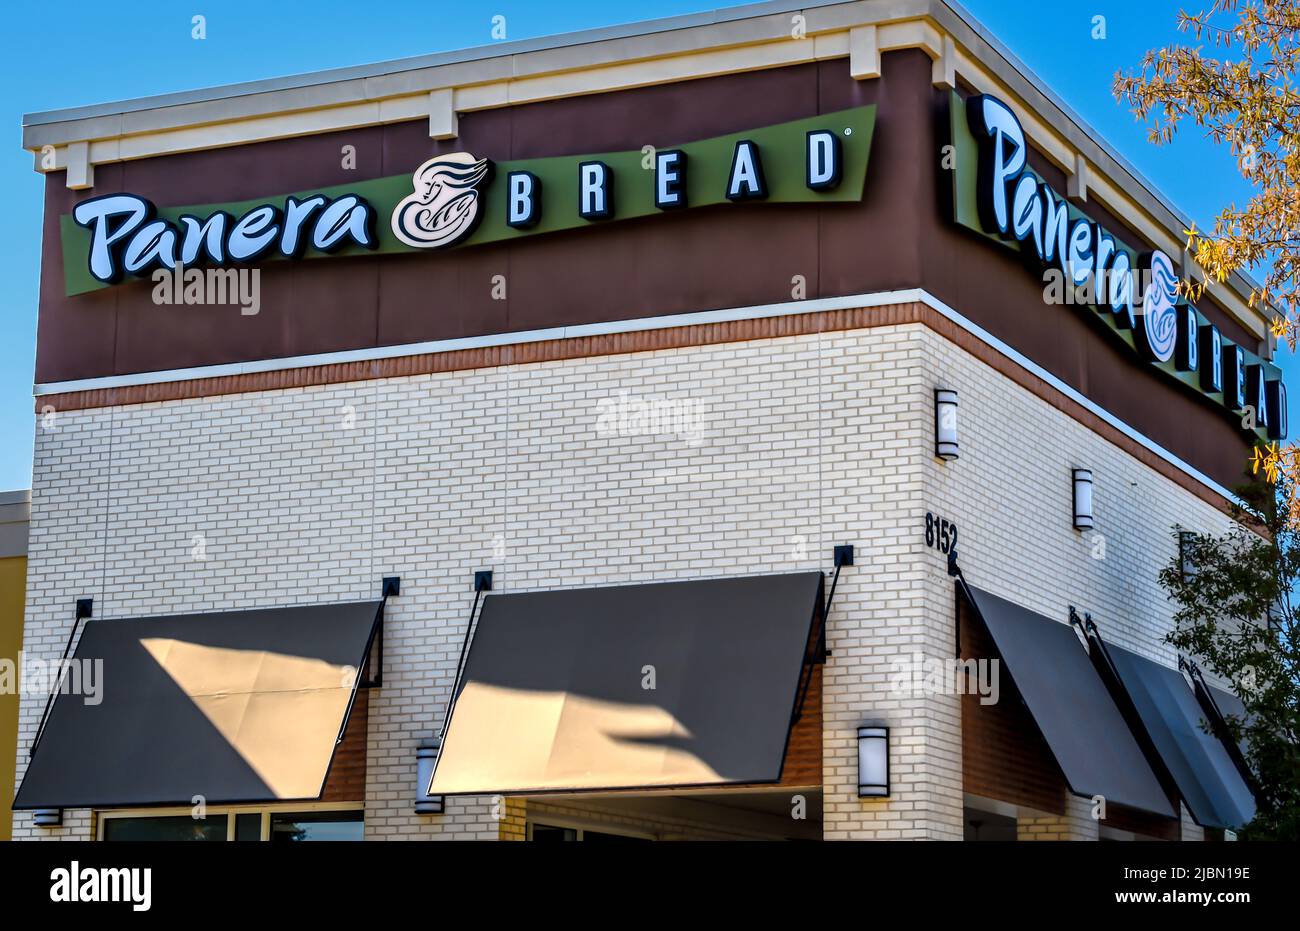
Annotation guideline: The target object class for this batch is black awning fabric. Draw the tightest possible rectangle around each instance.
[1207,685,1248,724]
[1205,683,1254,759]
[429,572,824,795]
[13,600,382,810]
[1106,646,1255,829]
[961,585,1176,817]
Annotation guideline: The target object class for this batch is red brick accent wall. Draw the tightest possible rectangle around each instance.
[320,688,367,803]
[1103,801,1180,840]
[960,596,1067,815]
[781,662,822,787]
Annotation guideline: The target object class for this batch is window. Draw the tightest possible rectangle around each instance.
[529,823,578,842]
[581,829,649,843]
[270,812,364,842]
[234,813,262,842]
[101,815,228,842]
[526,821,652,842]
[99,806,363,841]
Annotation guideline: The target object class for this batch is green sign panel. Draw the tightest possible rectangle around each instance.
[61,105,876,296]
[948,91,1285,443]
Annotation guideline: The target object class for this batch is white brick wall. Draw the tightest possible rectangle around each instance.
[13,314,1238,840]
[920,325,1237,840]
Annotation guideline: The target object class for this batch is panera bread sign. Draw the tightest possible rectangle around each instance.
[60,106,875,294]
[948,92,1287,442]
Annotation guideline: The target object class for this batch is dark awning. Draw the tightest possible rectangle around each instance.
[1106,646,1255,829]
[429,572,823,795]
[1204,683,1254,759]
[13,600,382,810]
[961,585,1176,817]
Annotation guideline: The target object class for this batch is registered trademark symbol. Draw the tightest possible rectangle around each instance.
[844,127,853,136]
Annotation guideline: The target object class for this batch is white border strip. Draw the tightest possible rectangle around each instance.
[914,290,1240,504]
[33,287,1239,503]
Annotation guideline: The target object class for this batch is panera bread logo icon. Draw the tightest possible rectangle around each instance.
[391,153,493,249]
[1138,249,1180,364]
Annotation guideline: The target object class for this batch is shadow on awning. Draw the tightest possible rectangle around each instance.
[429,572,824,795]
[1203,682,1255,761]
[959,584,1176,818]
[13,600,382,810]
[1102,644,1255,830]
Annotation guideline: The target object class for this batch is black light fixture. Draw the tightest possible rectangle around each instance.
[415,738,444,814]
[856,725,890,797]
[1072,468,1094,531]
[934,389,959,460]
[33,809,62,827]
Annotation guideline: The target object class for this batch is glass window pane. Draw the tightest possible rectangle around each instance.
[234,813,262,841]
[582,829,649,843]
[102,816,228,842]
[529,823,578,842]
[270,811,363,842]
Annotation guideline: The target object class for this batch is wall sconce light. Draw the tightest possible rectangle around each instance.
[33,809,63,828]
[857,725,890,798]
[1072,469,1094,531]
[934,389,959,461]
[415,738,444,815]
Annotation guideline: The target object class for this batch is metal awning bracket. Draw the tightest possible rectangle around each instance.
[791,544,853,724]
[360,577,398,690]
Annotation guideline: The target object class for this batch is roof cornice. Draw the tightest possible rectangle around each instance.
[19,0,1273,343]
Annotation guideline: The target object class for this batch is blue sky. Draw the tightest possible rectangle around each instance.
[0,0,1280,490]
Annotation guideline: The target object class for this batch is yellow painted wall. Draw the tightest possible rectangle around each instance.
[0,556,25,841]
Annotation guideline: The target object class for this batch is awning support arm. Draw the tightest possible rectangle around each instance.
[29,598,93,760]
[791,545,853,725]
[1081,612,1185,802]
[440,570,493,741]
[1081,614,1124,683]
[949,546,966,657]
[1080,613,1154,735]
[360,577,399,690]
[1182,657,1262,799]
[816,544,854,662]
